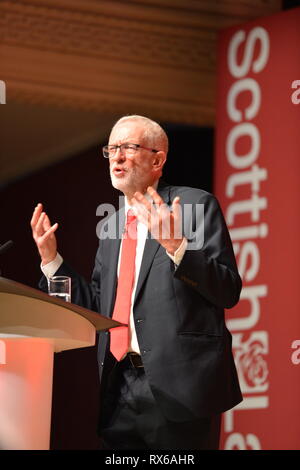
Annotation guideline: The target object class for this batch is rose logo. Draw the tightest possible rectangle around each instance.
[233,332,269,393]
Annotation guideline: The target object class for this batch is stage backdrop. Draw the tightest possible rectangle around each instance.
[215,7,300,450]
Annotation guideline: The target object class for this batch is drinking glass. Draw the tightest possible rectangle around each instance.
[48,276,71,302]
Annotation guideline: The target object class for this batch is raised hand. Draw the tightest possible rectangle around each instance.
[30,203,58,265]
[131,186,183,255]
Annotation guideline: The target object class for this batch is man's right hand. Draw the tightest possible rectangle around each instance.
[30,203,59,266]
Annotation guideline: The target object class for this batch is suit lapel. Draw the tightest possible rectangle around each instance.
[133,181,171,305]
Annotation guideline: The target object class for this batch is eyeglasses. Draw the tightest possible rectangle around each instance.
[102,142,159,159]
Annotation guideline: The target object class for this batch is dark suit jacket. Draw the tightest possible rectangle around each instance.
[40,180,243,422]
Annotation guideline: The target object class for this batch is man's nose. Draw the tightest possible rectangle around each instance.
[110,147,125,163]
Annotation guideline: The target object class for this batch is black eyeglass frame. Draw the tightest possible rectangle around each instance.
[102,142,159,159]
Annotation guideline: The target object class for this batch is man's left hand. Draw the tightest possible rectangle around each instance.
[131,186,183,255]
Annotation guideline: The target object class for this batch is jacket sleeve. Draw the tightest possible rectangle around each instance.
[38,242,102,313]
[174,193,242,309]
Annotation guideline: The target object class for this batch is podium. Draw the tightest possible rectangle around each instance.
[0,277,120,450]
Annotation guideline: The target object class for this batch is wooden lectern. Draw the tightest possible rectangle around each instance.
[0,277,120,450]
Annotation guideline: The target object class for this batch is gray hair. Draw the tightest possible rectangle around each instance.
[111,115,169,154]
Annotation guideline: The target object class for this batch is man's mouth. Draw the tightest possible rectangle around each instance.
[112,167,127,177]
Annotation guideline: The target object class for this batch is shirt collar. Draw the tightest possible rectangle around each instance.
[125,180,159,214]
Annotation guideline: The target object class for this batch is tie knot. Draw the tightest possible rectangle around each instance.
[126,209,137,225]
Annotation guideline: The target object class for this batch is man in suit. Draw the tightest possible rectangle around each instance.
[31,115,242,450]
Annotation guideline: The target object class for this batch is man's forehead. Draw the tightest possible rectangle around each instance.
[109,122,145,142]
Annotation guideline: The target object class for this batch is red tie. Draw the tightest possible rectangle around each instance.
[110,209,137,361]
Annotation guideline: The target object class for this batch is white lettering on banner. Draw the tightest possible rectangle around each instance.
[227,78,261,122]
[222,26,270,450]
[291,340,300,365]
[224,432,261,450]
[225,395,269,433]
[228,27,270,78]
[226,164,267,197]
[226,122,261,168]
[291,80,300,104]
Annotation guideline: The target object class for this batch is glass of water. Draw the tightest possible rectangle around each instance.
[48,276,71,302]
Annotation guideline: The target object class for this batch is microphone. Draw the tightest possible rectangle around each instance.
[0,240,14,256]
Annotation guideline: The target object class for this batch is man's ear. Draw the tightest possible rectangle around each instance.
[153,151,167,171]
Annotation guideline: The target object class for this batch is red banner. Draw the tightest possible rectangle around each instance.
[215,8,300,450]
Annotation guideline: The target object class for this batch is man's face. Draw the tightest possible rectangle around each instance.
[108,121,158,196]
